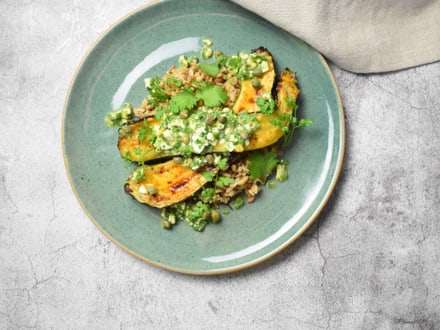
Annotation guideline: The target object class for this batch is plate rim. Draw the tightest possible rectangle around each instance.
[61,0,345,275]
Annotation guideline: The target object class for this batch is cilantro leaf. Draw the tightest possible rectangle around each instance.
[196,85,227,107]
[170,89,197,111]
[199,61,220,77]
[247,149,279,181]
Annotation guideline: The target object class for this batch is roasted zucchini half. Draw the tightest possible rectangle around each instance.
[124,68,300,208]
[118,67,299,163]
[124,159,215,208]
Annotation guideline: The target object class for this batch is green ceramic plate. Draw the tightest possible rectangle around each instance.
[63,0,345,274]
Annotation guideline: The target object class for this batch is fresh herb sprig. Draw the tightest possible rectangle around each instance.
[269,97,312,147]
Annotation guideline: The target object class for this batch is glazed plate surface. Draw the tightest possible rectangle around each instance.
[62,0,345,274]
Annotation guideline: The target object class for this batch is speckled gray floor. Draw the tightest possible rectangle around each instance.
[1,1,439,329]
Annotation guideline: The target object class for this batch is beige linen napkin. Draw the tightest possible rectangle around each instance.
[231,0,440,73]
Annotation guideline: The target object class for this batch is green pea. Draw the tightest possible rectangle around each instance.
[182,135,190,144]
[211,210,221,223]
[205,154,214,164]
[252,79,261,88]
[205,114,215,125]
[203,211,211,220]
[218,115,227,123]
[179,109,189,119]
[173,156,184,164]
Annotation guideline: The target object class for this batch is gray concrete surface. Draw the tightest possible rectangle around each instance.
[1,1,440,329]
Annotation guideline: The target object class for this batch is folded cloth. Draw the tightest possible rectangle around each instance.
[231,0,440,73]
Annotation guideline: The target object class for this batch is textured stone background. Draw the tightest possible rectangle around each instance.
[1,1,440,329]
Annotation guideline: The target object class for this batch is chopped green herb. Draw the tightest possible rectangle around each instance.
[256,96,276,115]
[147,77,169,105]
[200,187,215,203]
[223,52,270,80]
[154,105,166,120]
[201,171,216,182]
[230,195,245,210]
[217,157,228,170]
[165,76,182,88]
[134,146,142,156]
[138,120,153,142]
[186,201,211,231]
[216,176,234,188]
